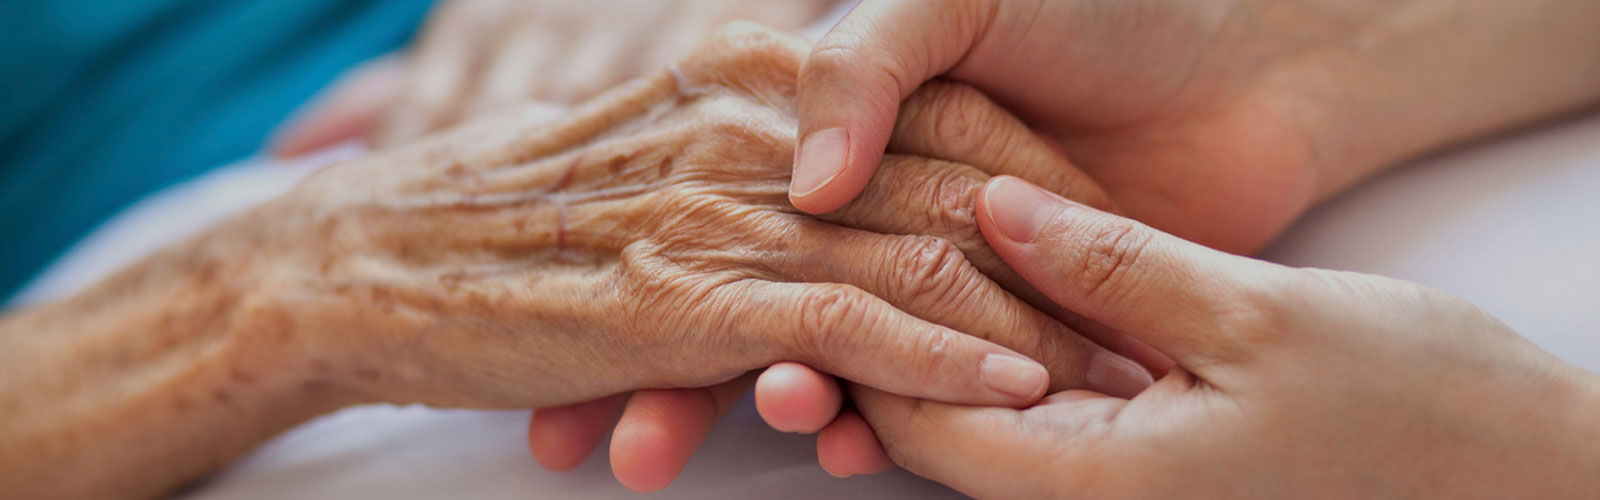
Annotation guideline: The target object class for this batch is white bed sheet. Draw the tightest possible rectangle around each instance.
[14,112,1600,499]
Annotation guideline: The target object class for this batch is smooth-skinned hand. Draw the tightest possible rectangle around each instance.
[837,175,1600,497]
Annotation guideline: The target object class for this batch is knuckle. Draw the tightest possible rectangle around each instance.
[1214,285,1293,347]
[1210,268,1311,350]
[803,44,861,75]
[797,284,875,358]
[922,165,985,237]
[1066,218,1154,306]
[801,44,906,113]
[907,326,956,384]
[894,235,974,307]
[927,85,996,154]
[676,22,807,93]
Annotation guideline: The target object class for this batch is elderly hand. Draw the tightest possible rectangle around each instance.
[263,25,1148,411]
[522,66,1187,492]
[837,176,1600,497]
[0,25,1159,499]
[272,0,837,156]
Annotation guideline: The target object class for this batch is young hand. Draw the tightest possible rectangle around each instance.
[833,175,1600,497]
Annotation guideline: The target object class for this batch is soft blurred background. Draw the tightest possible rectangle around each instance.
[0,0,433,303]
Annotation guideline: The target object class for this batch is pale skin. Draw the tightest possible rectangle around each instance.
[0,26,1156,499]
[527,0,1600,492]
[787,0,1600,484]
[856,176,1600,498]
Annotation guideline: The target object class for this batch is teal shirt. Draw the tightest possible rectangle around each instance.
[0,0,433,301]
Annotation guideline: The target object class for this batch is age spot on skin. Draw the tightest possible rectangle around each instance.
[607,151,637,174]
[658,156,675,178]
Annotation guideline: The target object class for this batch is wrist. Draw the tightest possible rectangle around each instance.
[0,210,358,498]
[1564,370,1600,485]
[1515,365,1600,497]
[1282,0,1600,200]
[225,201,396,407]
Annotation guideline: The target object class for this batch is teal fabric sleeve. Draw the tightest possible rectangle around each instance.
[0,0,434,301]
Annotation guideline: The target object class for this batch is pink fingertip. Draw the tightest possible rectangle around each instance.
[756,362,844,433]
[817,410,893,478]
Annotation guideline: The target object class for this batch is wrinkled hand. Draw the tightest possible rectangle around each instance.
[273,0,837,156]
[574,0,1600,488]
[729,0,1365,455]
[842,176,1600,497]
[524,63,1174,492]
[252,23,1151,484]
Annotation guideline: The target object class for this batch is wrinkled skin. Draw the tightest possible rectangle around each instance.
[536,0,1600,491]
[1,24,1159,499]
[524,73,1192,488]
[263,24,1162,413]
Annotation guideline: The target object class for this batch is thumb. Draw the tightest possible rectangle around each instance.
[789,0,996,214]
[976,176,1282,367]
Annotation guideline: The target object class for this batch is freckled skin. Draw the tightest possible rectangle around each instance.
[0,24,1132,499]
[270,24,1119,410]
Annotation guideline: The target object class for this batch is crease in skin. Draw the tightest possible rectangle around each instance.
[7,24,1190,498]
[555,199,568,251]
[0,25,1002,498]
[361,25,831,304]
[552,153,583,191]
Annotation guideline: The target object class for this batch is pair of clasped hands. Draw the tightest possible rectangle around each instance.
[279,0,1600,497]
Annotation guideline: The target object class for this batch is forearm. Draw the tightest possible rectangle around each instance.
[1293,0,1600,197]
[1558,370,1600,493]
[0,210,354,499]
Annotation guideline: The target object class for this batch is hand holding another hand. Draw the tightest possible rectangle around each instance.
[253,26,1157,491]
[839,176,1600,497]
[746,0,1600,483]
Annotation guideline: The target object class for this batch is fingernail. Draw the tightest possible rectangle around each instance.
[791,128,850,196]
[1086,352,1154,398]
[979,354,1048,401]
[984,177,1067,243]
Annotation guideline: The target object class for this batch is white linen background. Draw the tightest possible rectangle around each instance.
[11,6,1599,496]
